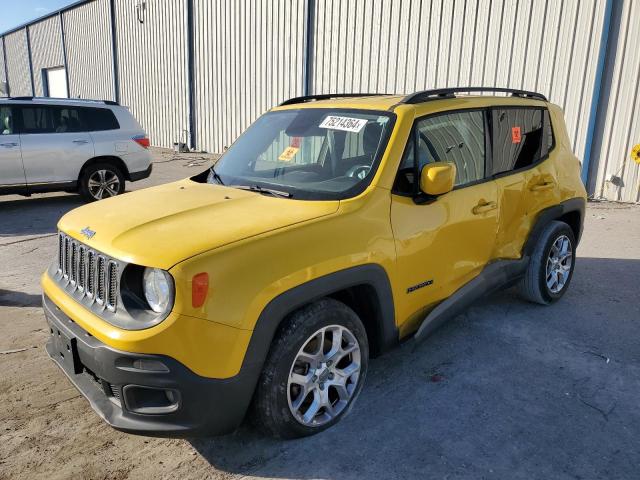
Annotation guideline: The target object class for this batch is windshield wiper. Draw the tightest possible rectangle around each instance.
[209,166,225,185]
[231,184,292,198]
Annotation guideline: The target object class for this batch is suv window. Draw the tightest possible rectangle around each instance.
[491,108,552,175]
[19,105,88,134]
[0,106,14,135]
[83,107,120,131]
[393,110,487,194]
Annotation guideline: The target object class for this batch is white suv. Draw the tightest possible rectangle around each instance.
[0,97,152,202]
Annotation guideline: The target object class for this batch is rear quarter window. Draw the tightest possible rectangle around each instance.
[490,107,554,176]
[83,107,120,131]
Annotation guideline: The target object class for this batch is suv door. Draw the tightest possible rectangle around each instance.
[17,104,94,185]
[390,109,499,333]
[0,105,27,188]
[490,107,559,258]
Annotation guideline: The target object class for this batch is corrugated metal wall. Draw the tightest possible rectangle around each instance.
[29,16,64,96]
[114,0,190,148]
[4,29,32,96]
[0,0,637,201]
[593,0,640,203]
[310,0,606,166]
[193,0,306,153]
[63,0,114,101]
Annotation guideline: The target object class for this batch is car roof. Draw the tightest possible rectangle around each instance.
[1,97,118,108]
[273,87,549,112]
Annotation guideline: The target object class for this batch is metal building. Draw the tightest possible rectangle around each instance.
[1,0,638,203]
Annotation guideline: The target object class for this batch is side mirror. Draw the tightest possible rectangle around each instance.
[420,162,457,196]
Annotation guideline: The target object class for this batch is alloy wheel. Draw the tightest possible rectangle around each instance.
[88,170,121,200]
[287,325,362,427]
[546,234,573,293]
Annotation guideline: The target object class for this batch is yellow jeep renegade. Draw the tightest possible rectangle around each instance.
[42,87,586,438]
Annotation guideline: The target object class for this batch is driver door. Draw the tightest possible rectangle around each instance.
[0,105,26,188]
[390,109,499,333]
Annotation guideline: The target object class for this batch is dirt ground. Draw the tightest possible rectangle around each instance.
[1,149,639,479]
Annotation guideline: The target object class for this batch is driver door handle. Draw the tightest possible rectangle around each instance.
[472,201,497,215]
[72,139,89,145]
[1,142,19,148]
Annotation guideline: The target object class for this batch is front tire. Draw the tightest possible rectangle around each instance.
[519,220,576,305]
[79,163,125,202]
[253,298,369,438]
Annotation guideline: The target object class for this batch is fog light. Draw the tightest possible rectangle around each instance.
[122,385,180,414]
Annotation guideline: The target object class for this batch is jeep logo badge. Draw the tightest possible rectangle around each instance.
[80,227,96,240]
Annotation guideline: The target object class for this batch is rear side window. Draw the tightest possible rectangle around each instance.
[393,110,487,194]
[19,106,88,134]
[491,108,553,176]
[0,106,14,135]
[83,107,120,131]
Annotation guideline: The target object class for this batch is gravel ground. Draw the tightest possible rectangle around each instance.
[0,149,639,479]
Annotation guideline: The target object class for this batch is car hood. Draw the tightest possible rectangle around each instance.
[58,179,339,269]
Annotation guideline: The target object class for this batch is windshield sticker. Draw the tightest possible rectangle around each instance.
[278,146,299,161]
[290,136,301,148]
[319,116,368,133]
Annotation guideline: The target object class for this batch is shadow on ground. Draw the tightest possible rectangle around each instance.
[0,290,42,307]
[0,194,84,238]
[190,257,640,479]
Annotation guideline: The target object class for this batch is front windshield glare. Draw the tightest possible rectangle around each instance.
[209,109,395,200]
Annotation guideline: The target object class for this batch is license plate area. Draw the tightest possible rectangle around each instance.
[51,324,82,374]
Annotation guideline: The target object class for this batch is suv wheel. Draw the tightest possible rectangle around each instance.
[79,163,125,202]
[519,220,576,305]
[253,298,369,438]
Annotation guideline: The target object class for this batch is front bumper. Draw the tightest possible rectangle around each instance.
[43,294,255,437]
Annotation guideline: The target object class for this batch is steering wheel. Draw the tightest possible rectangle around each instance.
[346,165,371,180]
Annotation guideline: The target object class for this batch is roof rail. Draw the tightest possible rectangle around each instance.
[7,96,119,106]
[401,87,547,104]
[279,93,390,106]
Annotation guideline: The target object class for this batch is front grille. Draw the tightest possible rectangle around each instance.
[56,232,119,312]
[78,246,86,291]
[96,256,106,304]
[109,383,121,400]
[86,250,95,296]
[107,262,118,309]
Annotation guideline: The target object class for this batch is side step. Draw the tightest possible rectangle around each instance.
[413,258,529,345]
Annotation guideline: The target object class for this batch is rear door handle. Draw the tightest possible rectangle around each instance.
[72,139,89,145]
[530,181,556,191]
[472,201,497,215]
[1,142,19,148]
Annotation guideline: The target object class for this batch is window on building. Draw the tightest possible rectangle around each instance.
[19,106,88,134]
[393,110,487,194]
[491,108,550,175]
[0,107,14,135]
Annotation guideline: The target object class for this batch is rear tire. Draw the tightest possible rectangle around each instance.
[79,163,125,202]
[518,220,576,305]
[253,298,369,439]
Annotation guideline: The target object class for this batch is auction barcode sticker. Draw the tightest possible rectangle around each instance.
[319,116,368,133]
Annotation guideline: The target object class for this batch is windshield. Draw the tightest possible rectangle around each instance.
[204,108,396,200]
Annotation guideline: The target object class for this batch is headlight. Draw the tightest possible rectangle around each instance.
[142,268,173,314]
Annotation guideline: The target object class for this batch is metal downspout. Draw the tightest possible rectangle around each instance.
[109,0,120,104]
[25,26,35,96]
[302,0,315,96]
[581,0,615,185]
[186,0,196,150]
[59,12,70,97]
[1,37,9,96]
